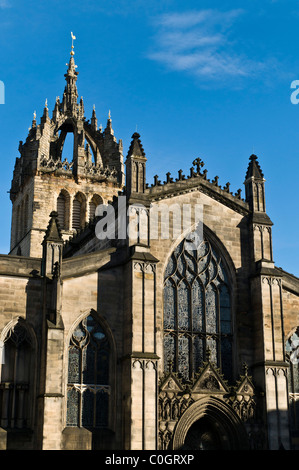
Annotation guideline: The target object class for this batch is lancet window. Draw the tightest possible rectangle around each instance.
[57,191,69,230]
[286,327,299,434]
[0,321,34,429]
[163,235,233,382]
[66,314,110,428]
[72,193,86,231]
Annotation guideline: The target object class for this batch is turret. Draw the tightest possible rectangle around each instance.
[244,154,266,213]
[244,154,273,264]
[125,132,147,196]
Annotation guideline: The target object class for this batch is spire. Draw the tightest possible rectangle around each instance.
[43,211,63,243]
[91,104,97,131]
[245,154,264,180]
[78,96,85,120]
[41,98,49,122]
[105,110,114,135]
[244,153,266,213]
[52,96,60,122]
[32,110,36,128]
[42,211,64,277]
[126,132,147,195]
[127,132,146,159]
[62,32,79,115]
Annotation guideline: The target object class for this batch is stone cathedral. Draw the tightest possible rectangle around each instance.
[0,41,299,451]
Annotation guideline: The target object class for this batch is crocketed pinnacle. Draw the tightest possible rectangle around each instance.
[127,132,146,158]
[63,33,79,115]
[245,154,264,180]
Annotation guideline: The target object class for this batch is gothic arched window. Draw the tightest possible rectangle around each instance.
[72,193,86,231]
[57,190,70,230]
[163,236,233,382]
[0,321,34,429]
[286,327,299,434]
[66,314,110,428]
[89,194,102,222]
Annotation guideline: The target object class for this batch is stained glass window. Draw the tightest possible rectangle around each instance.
[0,322,33,428]
[163,236,233,382]
[286,328,299,433]
[66,314,110,428]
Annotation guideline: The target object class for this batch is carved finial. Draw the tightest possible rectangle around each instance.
[212,176,219,186]
[108,109,111,119]
[33,110,36,120]
[235,188,242,199]
[70,31,76,55]
[206,347,211,363]
[243,362,248,376]
[193,157,205,174]
[45,98,48,109]
[168,358,174,372]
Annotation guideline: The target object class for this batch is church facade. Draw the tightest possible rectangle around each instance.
[0,43,299,451]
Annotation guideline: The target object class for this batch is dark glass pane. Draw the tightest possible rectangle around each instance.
[177,253,187,278]
[164,334,175,372]
[221,337,232,383]
[81,389,94,427]
[293,362,299,394]
[192,279,204,332]
[68,347,81,383]
[97,349,109,384]
[164,279,176,330]
[96,391,109,427]
[193,335,204,372]
[178,335,190,380]
[165,254,176,278]
[73,323,85,342]
[66,388,79,426]
[82,346,95,384]
[206,285,217,333]
[206,337,217,365]
[178,281,190,331]
[86,314,97,332]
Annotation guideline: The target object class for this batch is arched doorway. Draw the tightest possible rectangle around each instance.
[182,417,222,450]
[172,396,249,450]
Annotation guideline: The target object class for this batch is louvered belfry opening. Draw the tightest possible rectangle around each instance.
[88,194,103,222]
[57,193,66,229]
[72,193,85,231]
[89,201,96,221]
[72,198,81,230]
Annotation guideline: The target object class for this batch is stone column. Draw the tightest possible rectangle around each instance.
[123,257,159,450]
[40,323,65,450]
[251,262,290,449]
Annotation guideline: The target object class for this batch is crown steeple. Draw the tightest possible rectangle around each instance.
[9,35,125,257]
[62,32,79,116]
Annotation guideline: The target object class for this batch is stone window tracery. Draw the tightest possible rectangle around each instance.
[0,321,34,429]
[163,236,233,382]
[286,327,299,434]
[66,314,110,428]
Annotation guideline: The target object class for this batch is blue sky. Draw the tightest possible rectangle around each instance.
[0,0,298,276]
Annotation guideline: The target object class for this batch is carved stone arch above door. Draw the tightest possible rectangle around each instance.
[172,396,249,450]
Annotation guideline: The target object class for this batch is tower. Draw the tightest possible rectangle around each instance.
[9,37,124,258]
[245,154,290,449]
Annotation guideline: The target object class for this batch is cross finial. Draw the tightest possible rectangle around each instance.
[70,31,76,55]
